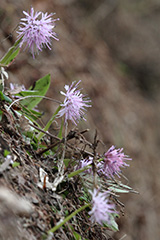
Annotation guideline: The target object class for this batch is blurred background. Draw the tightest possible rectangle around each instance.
[0,0,160,239]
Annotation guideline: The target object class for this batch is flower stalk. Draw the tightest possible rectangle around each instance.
[48,203,90,234]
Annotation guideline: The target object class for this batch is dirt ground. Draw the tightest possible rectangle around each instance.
[0,0,160,239]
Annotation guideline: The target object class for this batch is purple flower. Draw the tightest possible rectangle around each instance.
[99,146,132,178]
[58,81,91,125]
[77,157,93,174]
[89,189,116,225]
[17,7,59,58]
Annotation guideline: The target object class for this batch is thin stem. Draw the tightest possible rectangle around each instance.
[49,122,67,191]
[0,24,19,45]
[48,203,90,234]
[37,140,62,156]
[66,142,94,157]
[7,95,61,110]
[29,123,60,141]
[30,123,96,157]
[58,122,67,174]
[92,130,98,189]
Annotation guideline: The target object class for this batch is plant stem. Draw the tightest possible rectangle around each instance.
[48,203,90,234]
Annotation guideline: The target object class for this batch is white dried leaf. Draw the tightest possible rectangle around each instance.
[37,167,65,192]
[37,167,53,190]
[0,67,8,81]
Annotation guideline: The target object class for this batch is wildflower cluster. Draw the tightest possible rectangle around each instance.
[0,6,135,237]
[77,146,132,224]
[78,145,131,178]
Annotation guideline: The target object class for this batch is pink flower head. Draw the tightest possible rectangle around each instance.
[101,145,132,178]
[58,81,91,125]
[17,7,59,58]
[89,189,116,225]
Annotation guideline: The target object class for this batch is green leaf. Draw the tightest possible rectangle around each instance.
[18,74,51,109]
[63,159,70,168]
[12,162,20,168]
[0,110,3,121]
[51,206,57,213]
[3,150,10,157]
[68,164,92,178]
[108,186,130,193]
[0,91,12,103]
[73,231,82,240]
[68,224,84,240]
[79,195,89,202]
[0,38,21,66]
[57,118,64,139]
[3,48,20,66]
[107,180,138,194]
[103,213,119,232]
[21,106,42,121]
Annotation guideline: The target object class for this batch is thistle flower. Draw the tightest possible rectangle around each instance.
[58,81,91,125]
[100,145,132,178]
[17,7,59,58]
[89,189,116,225]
